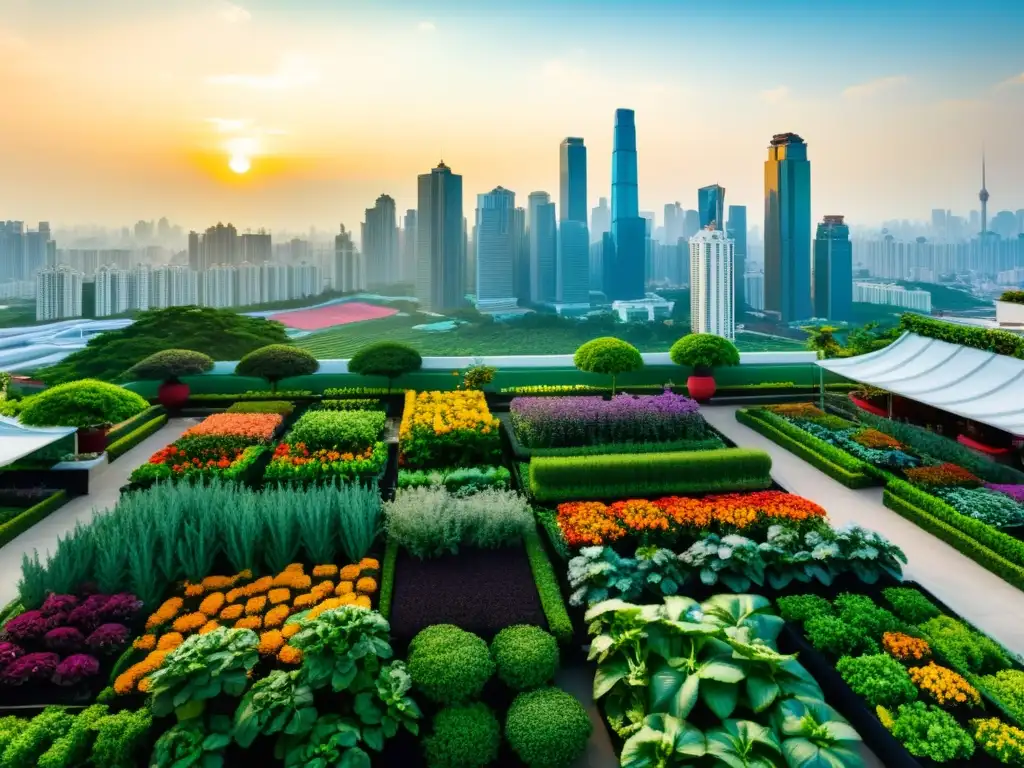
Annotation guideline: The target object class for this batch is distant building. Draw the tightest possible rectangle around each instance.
[558,137,590,306]
[764,132,812,322]
[726,205,747,310]
[416,161,464,311]
[511,207,529,304]
[683,210,700,240]
[664,202,684,244]
[689,227,735,340]
[240,231,272,264]
[259,263,290,303]
[1,221,53,281]
[95,265,132,317]
[202,265,236,308]
[334,225,363,293]
[611,294,674,322]
[590,197,610,244]
[235,262,261,307]
[401,209,417,285]
[853,282,931,312]
[151,265,198,308]
[744,271,765,311]
[813,215,853,322]
[474,186,518,312]
[697,185,726,231]
[528,191,557,303]
[609,108,646,301]
[199,223,239,268]
[36,266,83,321]
[362,194,399,287]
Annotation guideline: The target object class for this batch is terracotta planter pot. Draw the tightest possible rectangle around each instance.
[157,381,190,409]
[77,427,108,454]
[687,375,716,403]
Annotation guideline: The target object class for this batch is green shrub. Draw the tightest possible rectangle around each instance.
[888,701,975,762]
[573,337,643,394]
[89,708,153,768]
[804,615,869,656]
[285,409,385,452]
[423,703,500,768]
[124,349,214,381]
[348,342,423,393]
[919,615,1011,675]
[669,333,740,372]
[836,654,917,708]
[529,447,772,503]
[834,593,903,637]
[505,687,592,768]
[37,703,107,768]
[19,380,149,428]
[776,594,832,625]
[226,401,295,414]
[901,312,1024,364]
[107,415,167,460]
[397,466,510,494]
[315,398,386,412]
[378,538,399,620]
[408,625,495,705]
[235,345,319,392]
[0,491,68,550]
[513,436,726,460]
[979,670,1024,724]
[881,587,941,625]
[524,528,574,645]
[106,405,165,442]
[1,706,74,768]
[491,626,559,691]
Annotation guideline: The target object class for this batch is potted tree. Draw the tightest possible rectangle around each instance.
[347,341,423,393]
[125,349,215,409]
[234,344,320,393]
[573,337,643,395]
[669,333,740,402]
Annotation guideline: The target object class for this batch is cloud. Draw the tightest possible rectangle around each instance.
[842,75,908,99]
[206,55,320,90]
[218,2,251,24]
[759,86,789,104]
[417,21,436,32]
[996,72,1024,88]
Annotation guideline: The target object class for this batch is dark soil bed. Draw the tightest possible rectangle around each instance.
[388,545,546,648]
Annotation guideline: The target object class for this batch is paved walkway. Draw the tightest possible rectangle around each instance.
[0,417,198,608]
[704,405,1024,656]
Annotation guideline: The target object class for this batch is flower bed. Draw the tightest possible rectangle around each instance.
[399,390,501,469]
[130,443,267,485]
[264,407,387,485]
[176,412,283,451]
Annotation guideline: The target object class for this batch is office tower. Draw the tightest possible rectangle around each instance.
[931,209,947,238]
[401,209,417,284]
[416,161,464,311]
[763,132,812,322]
[36,266,83,321]
[557,137,590,306]
[664,202,684,244]
[744,271,765,311]
[362,194,399,287]
[240,231,272,264]
[589,240,604,292]
[683,210,700,239]
[726,205,748,311]
[689,228,735,339]
[609,108,646,300]
[992,211,1016,239]
[979,153,989,235]
[188,231,200,271]
[812,215,853,322]
[697,185,726,230]
[0,222,23,281]
[23,223,49,279]
[473,187,518,311]
[591,197,610,244]
[464,216,474,293]
[334,225,363,293]
[511,207,529,303]
[969,210,980,233]
[527,191,557,303]
[560,138,588,223]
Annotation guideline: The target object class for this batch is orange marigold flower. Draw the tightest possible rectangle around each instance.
[359,557,380,572]
[220,604,244,621]
[308,597,346,620]
[258,630,285,655]
[113,650,170,695]
[285,563,305,573]
[339,564,361,581]
[245,596,267,616]
[133,634,156,651]
[235,569,253,581]
[268,588,290,605]
[171,612,208,634]
[278,645,303,664]
[244,576,274,596]
[235,616,261,630]
[282,623,301,639]
[354,595,371,609]
[145,597,184,630]
[201,575,235,590]
[264,605,291,628]
[312,564,338,578]
[356,577,377,595]
[199,620,221,635]
[226,587,245,604]
[293,592,319,610]
[137,677,152,693]
[199,592,226,617]
[883,632,932,662]
[335,581,354,596]
[183,583,205,597]
[157,632,184,651]
[336,592,356,606]
[289,574,312,591]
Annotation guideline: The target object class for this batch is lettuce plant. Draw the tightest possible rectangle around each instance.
[233,670,317,749]
[288,607,393,693]
[150,716,233,768]
[352,661,422,752]
[621,714,706,767]
[888,701,974,762]
[275,714,367,768]
[705,719,782,768]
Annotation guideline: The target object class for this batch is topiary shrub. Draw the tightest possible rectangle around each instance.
[123,349,214,382]
[490,625,559,691]
[347,342,423,393]
[234,345,319,393]
[505,687,592,768]
[669,333,741,375]
[407,625,495,705]
[572,337,642,395]
[423,703,501,768]
[19,380,149,429]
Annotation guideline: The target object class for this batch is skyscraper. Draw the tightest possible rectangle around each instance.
[812,215,852,322]
[362,194,399,287]
[979,153,990,236]
[689,228,735,340]
[559,138,588,224]
[558,137,590,306]
[527,191,557,303]
[609,108,645,300]
[474,186,518,312]
[401,209,417,285]
[683,210,700,240]
[726,205,747,311]
[763,132,812,322]
[334,224,363,293]
[511,207,529,303]
[591,197,610,244]
[416,161,464,311]
[240,231,272,264]
[697,185,726,231]
[36,266,83,321]
[664,202,684,244]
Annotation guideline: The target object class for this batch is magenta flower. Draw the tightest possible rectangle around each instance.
[40,594,79,617]
[3,610,49,642]
[0,642,24,668]
[44,626,85,654]
[68,594,110,631]
[986,484,1024,504]
[52,654,100,686]
[86,623,129,654]
[0,652,60,685]
[99,593,142,623]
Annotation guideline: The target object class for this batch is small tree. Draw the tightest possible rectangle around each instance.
[461,363,497,391]
[348,342,423,393]
[669,334,740,375]
[573,337,643,395]
[234,345,319,393]
[124,349,214,383]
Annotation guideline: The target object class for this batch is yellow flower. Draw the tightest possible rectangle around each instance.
[359,558,380,572]
[909,663,981,707]
[313,581,335,599]
[308,597,346,620]
[285,563,305,573]
[354,595,371,609]
[339,564,361,581]
[356,577,377,595]
[335,581,354,596]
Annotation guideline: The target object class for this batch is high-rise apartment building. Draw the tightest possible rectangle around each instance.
[291,263,322,298]
[744,271,765,311]
[511,207,529,304]
[683,210,700,240]
[558,137,590,306]
[474,187,518,312]
[95,265,132,317]
[697,185,726,231]
[235,263,261,307]
[188,231,200,271]
[608,108,646,300]
[362,194,399,287]
[401,209,418,285]
[36,266,83,321]
[240,231,272,264]
[334,225,363,293]
[726,205,747,310]
[527,191,557,303]
[591,197,610,244]
[1,221,53,281]
[764,132,812,322]
[813,215,853,322]
[259,263,290,303]
[202,265,235,308]
[416,161,465,311]
[689,228,735,340]
[200,223,239,267]
[151,266,198,308]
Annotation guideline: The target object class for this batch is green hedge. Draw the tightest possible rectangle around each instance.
[0,491,68,549]
[106,405,166,443]
[901,313,1024,360]
[379,538,399,620]
[523,528,573,645]
[528,447,772,503]
[736,408,875,489]
[107,415,168,461]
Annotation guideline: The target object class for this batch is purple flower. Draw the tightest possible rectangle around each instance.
[40,594,79,617]
[0,642,24,669]
[86,623,129,654]
[986,484,1024,504]
[44,626,85,654]
[68,594,111,631]
[52,654,100,687]
[3,610,49,642]
[99,593,142,623]
[0,652,60,685]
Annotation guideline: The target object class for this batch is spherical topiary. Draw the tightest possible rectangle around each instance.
[124,349,214,382]
[348,341,422,393]
[669,333,740,373]
[234,344,319,392]
[408,625,494,705]
[572,337,643,394]
[505,687,592,768]
[423,703,501,768]
[19,379,149,429]
[490,625,558,691]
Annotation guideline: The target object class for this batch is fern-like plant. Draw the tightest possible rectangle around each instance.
[222,490,264,574]
[296,487,338,565]
[17,553,47,610]
[263,497,302,573]
[336,482,382,562]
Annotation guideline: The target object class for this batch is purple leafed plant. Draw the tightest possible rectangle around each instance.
[44,626,85,654]
[3,610,49,642]
[86,623,129,654]
[99,593,142,623]
[0,642,24,668]
[68,594,111,631]
[0,652,60,685]
[41,594,79,617]
[510,390,707,448]
[52,654,100,686]
[985,484,1024,504]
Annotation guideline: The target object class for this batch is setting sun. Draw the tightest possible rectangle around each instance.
[229,154,251,174]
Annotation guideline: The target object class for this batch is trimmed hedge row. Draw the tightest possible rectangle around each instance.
[379,537,399,620]
[528,447,772,502]
[106,405,166,443]
[107,415,169,461]
[735,408,875,489]
[0,491,68,549]
[523,528,573,645]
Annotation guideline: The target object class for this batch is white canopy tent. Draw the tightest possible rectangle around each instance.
[0,417,77,468]
[817,332,1024,436]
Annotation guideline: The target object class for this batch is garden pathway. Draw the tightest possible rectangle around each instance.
[703,405,1024,656]
[0,417,198,608]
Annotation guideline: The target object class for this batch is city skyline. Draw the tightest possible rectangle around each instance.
[1,0,1023,231]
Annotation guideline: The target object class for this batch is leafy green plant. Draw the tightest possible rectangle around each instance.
[621,714,706,768]
[286,410,386,452]
[490,625,559,691]
[573,337,643,394]
[233,670,317,748]
[353,661,422,752]
[275,714,367,768]
[315,398,386,412]
[706,719,783,767]
[407,625,495,705]
[124,349,214,381]
[37,703,107,768]
[771,697,863,768]
[835,654,916,708]
[567,546,646,606]
[669,333,741,374]
[89,708,153,768]
[150,716,233,768]
[226,400,295,414]
[235,344,320,392]
[776,594,832,625]
[679,534,764,591]
[505,687,592,768]
[460,363,496,391]
[288,606,393,692]
[881,587,941,624]
[979,670,1024,724]
[423,703,500,768]
[888,701,975,762]
[19,379,148,428]
[146,628,259,718]
[833,593,903,637]
[919,615,1011,674]
[1,706,74,768]
[348,341,423,393]
[804,615,872,657]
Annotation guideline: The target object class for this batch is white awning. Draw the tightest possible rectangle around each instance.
[0,417,78,468]
[817,332,1024,435]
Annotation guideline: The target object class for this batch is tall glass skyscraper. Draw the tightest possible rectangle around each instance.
[697,185,726,231]
[813,215,853,321]
[527,191,557,303]
[559,138,588,224]
[763,133,812,322]
[474,187,518,312]
[608,109,646,300]
[416,161,464,311]
[557,138,590,305]
[726,205,747,311]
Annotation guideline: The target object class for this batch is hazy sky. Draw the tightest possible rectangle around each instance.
[2,0,1024,235]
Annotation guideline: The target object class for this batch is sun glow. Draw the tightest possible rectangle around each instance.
[229,154,251,174]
